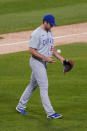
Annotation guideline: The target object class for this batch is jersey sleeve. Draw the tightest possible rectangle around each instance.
[29,33,39,49]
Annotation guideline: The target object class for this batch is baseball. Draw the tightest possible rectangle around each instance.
[57,49,61,54]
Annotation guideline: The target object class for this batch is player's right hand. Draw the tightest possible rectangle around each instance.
[45,56,56,63]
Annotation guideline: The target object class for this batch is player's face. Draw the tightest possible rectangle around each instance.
[44,22,53,31]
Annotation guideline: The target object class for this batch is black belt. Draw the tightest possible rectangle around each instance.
[32,55,47,65]
[32,55,43,61]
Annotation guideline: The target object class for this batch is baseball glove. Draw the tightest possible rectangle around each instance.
[63,59,74,73]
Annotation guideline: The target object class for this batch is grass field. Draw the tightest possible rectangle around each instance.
[0,43,87,131]
[0,37,3,39]
[0,0,87,34]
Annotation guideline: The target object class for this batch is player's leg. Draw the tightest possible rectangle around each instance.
[30,58,55,116]
[37,67,55,116]
[16,72,38,110]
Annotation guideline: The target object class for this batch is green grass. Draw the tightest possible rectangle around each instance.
[0,43,87,131]
[0,36,4,39]
[0,0,87,34]
[0,37,4,39]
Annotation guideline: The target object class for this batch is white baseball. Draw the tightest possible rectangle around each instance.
[57,49,61,54]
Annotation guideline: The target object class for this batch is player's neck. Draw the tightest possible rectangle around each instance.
[41,24,50,32]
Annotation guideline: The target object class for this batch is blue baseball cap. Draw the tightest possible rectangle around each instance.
[43,14,57,26]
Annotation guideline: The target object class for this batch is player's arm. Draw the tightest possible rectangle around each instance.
[29,48,56,63]
[53,48,65,64]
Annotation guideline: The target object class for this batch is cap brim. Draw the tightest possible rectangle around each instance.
[51,23,58,26]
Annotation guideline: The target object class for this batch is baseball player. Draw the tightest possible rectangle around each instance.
[16,14,66,119]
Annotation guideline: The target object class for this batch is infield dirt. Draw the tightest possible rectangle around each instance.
[0,22,87,54]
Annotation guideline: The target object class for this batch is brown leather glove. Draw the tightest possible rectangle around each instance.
[63,59,74,73]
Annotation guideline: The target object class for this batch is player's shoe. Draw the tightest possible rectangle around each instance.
[16,107,27,115]
[47,113,63,119]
